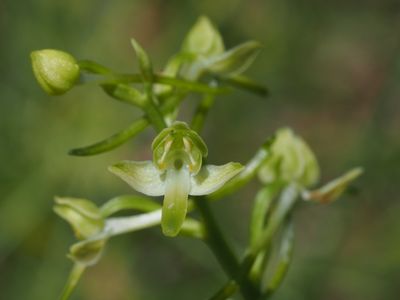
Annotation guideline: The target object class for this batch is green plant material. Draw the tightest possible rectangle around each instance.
[249,249,269,285]
[258,128,320,188]
[29,14,364,300]
[209,136,275,200]
[152,121,208,174]
[250,183,282,248]
[59,263,86,300]
[130,38,154,82]
[68,237,106,266]
[262,218,294,296]
[209,280,239,300]
[68,118,149,156]
[251,184,299,254]
[78,59,112,75]
[194,196,261,299]
[218,75,269,97]
[191,92,216,132]
[302,167,363,203]
[100,195,161,217]
[205,41,262,76]
[109,122,242,237]
[154,74,230,95]
[179,218,205,239]
[102,83,146,107]
[31,49,80,95]
[53,197,104,240]
[109,159,243,237]
[182,15,225,57]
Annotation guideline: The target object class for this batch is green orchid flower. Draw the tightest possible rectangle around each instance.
[258,128,320,188]
[109,121,244,237]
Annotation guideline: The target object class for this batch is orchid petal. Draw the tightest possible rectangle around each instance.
[162,167,191,237]
[108,161,165,196]
[190,162,244,195]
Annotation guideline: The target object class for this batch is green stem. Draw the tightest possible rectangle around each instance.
[208,137,274,201]
[193,197,260,300]
[79,71,228,95]
[59,263,85,300]
[262,216,294,298]
[217,75,268,97]
[155,74,230,95]
[233,184,299,296]
[251,184,298,254]
[209,280,239,300]
[143,99,167,131]
[191,93,215,132]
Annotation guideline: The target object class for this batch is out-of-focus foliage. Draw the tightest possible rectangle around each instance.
[1,0,399,299]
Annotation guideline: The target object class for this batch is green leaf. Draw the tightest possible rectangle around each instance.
[68,118,149,156]
[100,195,161,218]
[302,167,363,203]
[130,38,153,81]
[205,41,262,76]
[102,83,146,107]
[182,16,225,57]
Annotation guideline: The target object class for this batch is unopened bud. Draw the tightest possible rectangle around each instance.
[258,128,320,187]
[31,49,80,95]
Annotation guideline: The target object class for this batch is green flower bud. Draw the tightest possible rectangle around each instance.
[31,49,80,95]
[182,16,225,57]
[258,128,320,187]
[54,197,105,240]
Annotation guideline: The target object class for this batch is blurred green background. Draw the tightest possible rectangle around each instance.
[1,0,400,299]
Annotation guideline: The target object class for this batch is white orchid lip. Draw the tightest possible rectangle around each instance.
[109,160,243,236]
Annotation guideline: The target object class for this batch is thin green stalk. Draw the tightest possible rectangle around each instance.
[193,197,260,300]
[217,75,268,97]
[208,137,274,201]
[193,197,239,275]
[143,99,167,131]
[79,70,228,95]
[209,280,239,300]
[233,184,299,296]
[251,184,298,254]
[59,263,85,300]
[155,74,230,95]
[191,93,215,132]
[262,216,294,298]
